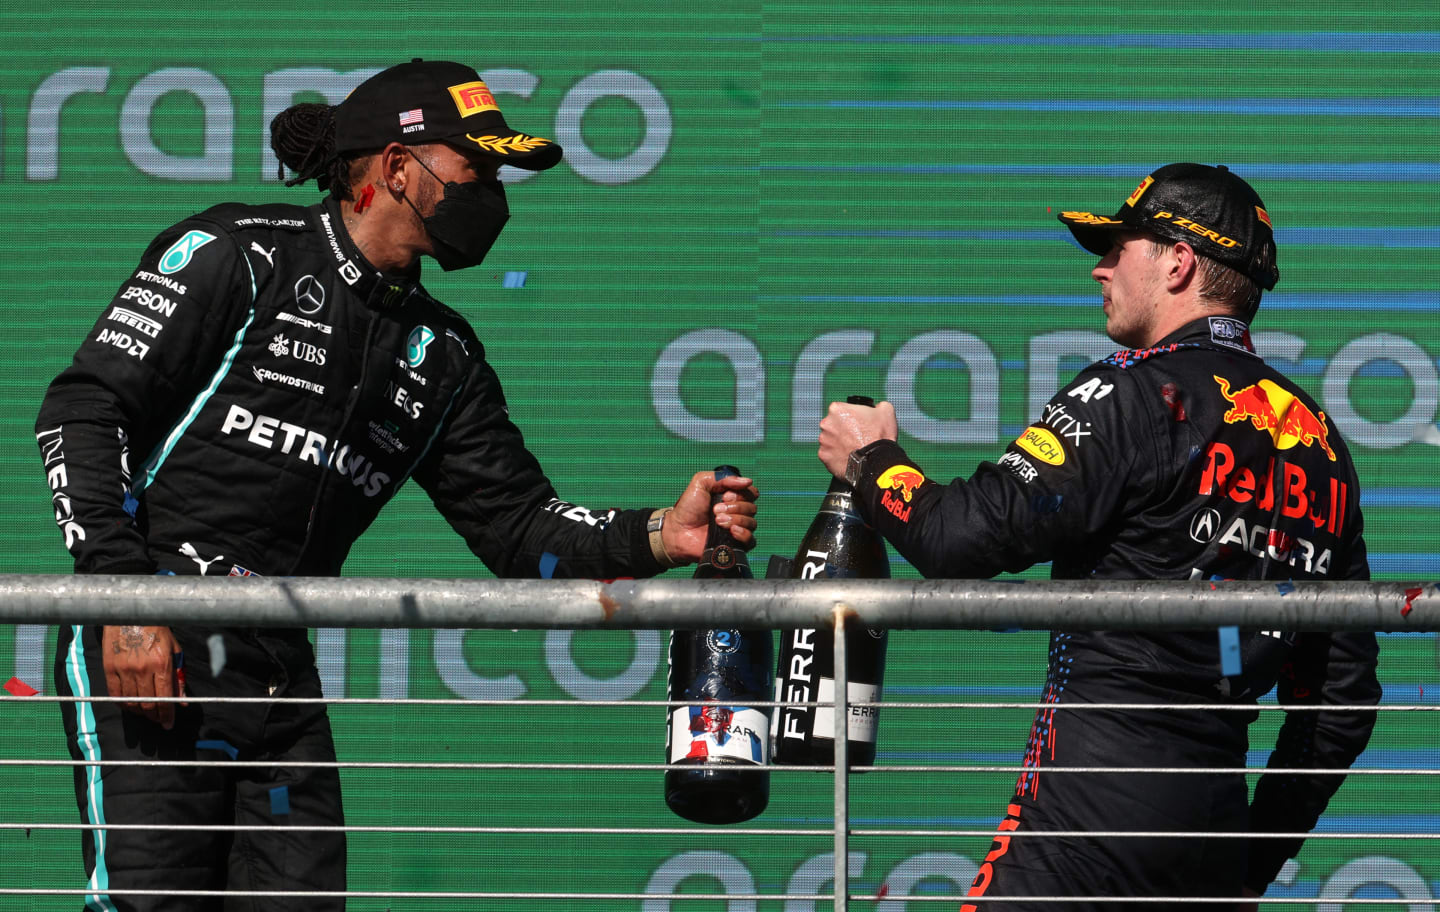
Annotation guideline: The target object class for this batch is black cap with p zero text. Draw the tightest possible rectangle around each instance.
[1057,163,1278,290]
[334,58,562,170]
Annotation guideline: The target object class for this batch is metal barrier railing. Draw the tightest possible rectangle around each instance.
[1,575,1435,908]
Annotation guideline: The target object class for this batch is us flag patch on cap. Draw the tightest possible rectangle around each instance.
[398,109,424,126]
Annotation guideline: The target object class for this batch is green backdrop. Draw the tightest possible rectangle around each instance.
[2,1,1437,907]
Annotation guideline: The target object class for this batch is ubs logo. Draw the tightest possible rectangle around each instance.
[1190,508,1222,543]
[294,275,325,315]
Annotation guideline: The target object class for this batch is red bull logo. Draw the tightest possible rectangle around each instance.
[1213,375,1336,461]
[1196,441,1349,536]
[876,465,925,523]
[877,465,925,501]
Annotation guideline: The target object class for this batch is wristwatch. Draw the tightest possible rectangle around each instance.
[845,445,869,488]
[647,507,680,568]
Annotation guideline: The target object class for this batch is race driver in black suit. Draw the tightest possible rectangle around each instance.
[36,59,756,910]
[817,163,1379,909]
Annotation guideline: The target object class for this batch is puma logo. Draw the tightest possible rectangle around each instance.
[179,542,225,576]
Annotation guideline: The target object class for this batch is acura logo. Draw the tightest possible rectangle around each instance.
[294,275,325,315]
[1189,508,1222,543]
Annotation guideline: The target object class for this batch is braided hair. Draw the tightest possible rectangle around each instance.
[270,103,360,199]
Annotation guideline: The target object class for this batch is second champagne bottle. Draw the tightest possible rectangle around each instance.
[772,397,891,768]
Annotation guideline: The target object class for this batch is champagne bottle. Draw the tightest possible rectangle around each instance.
[664,466,772,824]
[773,397,891,768]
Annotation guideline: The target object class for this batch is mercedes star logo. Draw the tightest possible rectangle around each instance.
[1189,508,1222,544]
[294,274,325,315]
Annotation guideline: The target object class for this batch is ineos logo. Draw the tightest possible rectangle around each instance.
[1190,508,1222,543]
[294,275,325,315]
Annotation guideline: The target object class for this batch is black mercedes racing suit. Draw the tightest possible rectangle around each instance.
[36,196,667,910]
[846,316,1380,908]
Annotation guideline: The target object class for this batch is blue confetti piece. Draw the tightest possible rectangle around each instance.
[503,271,528,288]
[539,552,558,579]
[122,490,140,517]
[1218,626,1242,676]
[1276,580,1296,595]
[196,739,239,760]
[269,786,290,816]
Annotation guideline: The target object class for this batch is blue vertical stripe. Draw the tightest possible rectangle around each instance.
[65,627,118,912]
[396,381,467,488]
[136,255,258,494]
[136,305,256,493]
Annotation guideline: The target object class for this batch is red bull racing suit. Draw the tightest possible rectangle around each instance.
[36,197,667,909]
[846,316,1379,908]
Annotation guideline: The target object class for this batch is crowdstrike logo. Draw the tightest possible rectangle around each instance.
[252,366,325,396]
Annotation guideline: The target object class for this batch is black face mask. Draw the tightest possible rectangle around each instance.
[406,155,510,271]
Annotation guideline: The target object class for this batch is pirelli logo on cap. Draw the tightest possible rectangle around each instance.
[448,80,499,117]
[1124,175,1155,208]
[1255,206,1273,229]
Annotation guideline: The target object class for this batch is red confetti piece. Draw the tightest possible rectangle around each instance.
[4,677,38,697]
[1402,587,1423,617]
[877,884,890,899]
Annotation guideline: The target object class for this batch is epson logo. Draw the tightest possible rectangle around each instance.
[119,285,178,318]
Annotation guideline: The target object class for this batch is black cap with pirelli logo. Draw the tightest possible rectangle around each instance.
[1057,163,1278,290]
[334,58,563,170]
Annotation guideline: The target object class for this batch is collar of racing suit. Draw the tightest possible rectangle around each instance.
[1148,313,1259,356]
[315,196,428,313]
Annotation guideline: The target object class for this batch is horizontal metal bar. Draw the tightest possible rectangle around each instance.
[0,890,1422,904]
[6,695,1422,712]
[1,822,1430,839]
[0,759,1422,774]
[1,574,1434,630]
